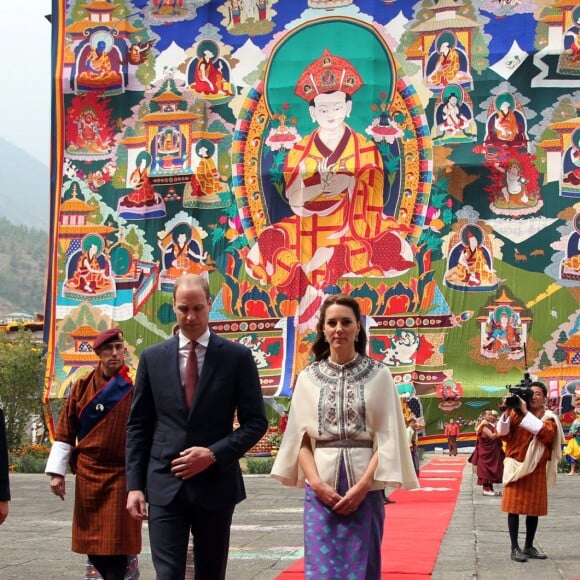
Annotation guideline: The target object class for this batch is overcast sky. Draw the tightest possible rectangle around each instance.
[0,1,52,165]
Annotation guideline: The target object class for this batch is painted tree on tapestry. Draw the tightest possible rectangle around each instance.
[44,0,580,438]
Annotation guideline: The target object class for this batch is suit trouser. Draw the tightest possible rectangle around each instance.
[148,483,235,580]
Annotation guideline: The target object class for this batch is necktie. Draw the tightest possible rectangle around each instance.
[184,340,198,412]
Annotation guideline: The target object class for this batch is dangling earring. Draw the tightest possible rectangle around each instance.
[355,334,359,342]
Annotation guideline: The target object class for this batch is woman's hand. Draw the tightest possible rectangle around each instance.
[311,480,342,509]
[333,479,371,516]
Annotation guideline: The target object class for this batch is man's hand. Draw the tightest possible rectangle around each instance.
[126,490,148,521]
[49,475,66,500]
[0,500,8,524]
[171,446,215,480]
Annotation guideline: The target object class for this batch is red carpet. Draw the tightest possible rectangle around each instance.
[277,456,466,579]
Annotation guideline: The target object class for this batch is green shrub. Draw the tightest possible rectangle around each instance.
[11,455,48,473]
[9,443,51,473]
[245,457,275,474]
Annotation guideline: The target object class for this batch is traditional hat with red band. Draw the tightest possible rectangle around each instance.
[294,48,363,102]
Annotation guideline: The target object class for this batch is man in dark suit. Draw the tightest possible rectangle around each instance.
[0,403,10,525]
[126,274,268,580]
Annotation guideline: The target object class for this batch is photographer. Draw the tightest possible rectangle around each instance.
[497,381,564,563]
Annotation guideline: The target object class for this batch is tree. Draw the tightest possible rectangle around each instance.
[538,351,551,370]
[0,330,45,450]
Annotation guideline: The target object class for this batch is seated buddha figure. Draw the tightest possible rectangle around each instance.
[118,152,166,220]
[424,32,472,91]
[190,41,234,97]
[561,213,580,280]
[445,225,497,291]
[65,235,114,297]
[77,35,123,92]
[244,48,414,321]
[484,93,528,151]
[158,223,214,289]
[183,139,227,207]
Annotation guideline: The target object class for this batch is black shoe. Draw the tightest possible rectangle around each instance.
[511,548,528,562]
[383,497,396,504]
[523,547,547,559]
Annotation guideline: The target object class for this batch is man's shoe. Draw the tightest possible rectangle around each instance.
[511,548,528,562]
[384,497,396,504]
[482,489,496,496]
[523,547,547,559]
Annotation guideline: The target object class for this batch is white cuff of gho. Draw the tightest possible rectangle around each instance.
[520,412,544,435]
[496,415,510,436]
[45,441,72,477]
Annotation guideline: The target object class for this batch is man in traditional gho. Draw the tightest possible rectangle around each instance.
[45,328,141,580]
[497,381,564,563]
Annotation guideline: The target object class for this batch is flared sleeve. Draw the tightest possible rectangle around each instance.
[369,367,420,490]
[270,371,317,487]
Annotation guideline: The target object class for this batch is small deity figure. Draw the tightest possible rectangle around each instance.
[65,235,115,297]
[445,226,497,291]
[191,41,233,97]
[158,223,214,287]
[118,152,166,220]
[152,0,184,16]
[496,158,529,205]
[562,128,580,193]
[229,0,242,25]
[191,141,225,196]
[560,213,580,280]
[424,32,472,90]
[69,106,110,154]
[559,6,580,72]
[256,0,268,20]
[77,34,122,91]
[482,308,523,358]
[128,40,155,65]
[432,84,475,143]
[154,125,185,170]
[484,93,528,151]
[183,140,228,209]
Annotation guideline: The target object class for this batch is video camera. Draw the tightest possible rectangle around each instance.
[502,344,533,413]
[504,372,533,412]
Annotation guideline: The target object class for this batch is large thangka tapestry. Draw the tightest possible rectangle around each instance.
[44,0,580,437]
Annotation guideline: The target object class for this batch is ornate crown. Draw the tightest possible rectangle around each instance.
[294,49,363,101]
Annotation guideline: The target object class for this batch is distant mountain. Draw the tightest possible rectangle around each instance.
[0,217,47,316]
[0,138,49,231]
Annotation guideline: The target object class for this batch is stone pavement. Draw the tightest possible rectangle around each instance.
[0,453,579,579]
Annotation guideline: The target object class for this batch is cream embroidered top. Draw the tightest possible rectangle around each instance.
[271,355,419,491]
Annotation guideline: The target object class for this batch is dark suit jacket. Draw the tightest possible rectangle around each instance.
[0,408,10,502]
[126,332,267,509]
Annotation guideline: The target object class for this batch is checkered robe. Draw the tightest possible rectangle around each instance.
[55,364,142,555]
[499,410,558,516]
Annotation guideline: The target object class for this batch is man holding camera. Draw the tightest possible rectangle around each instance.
[497,381,564,563]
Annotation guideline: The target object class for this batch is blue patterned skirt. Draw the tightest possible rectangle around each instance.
[304,464,384,579]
